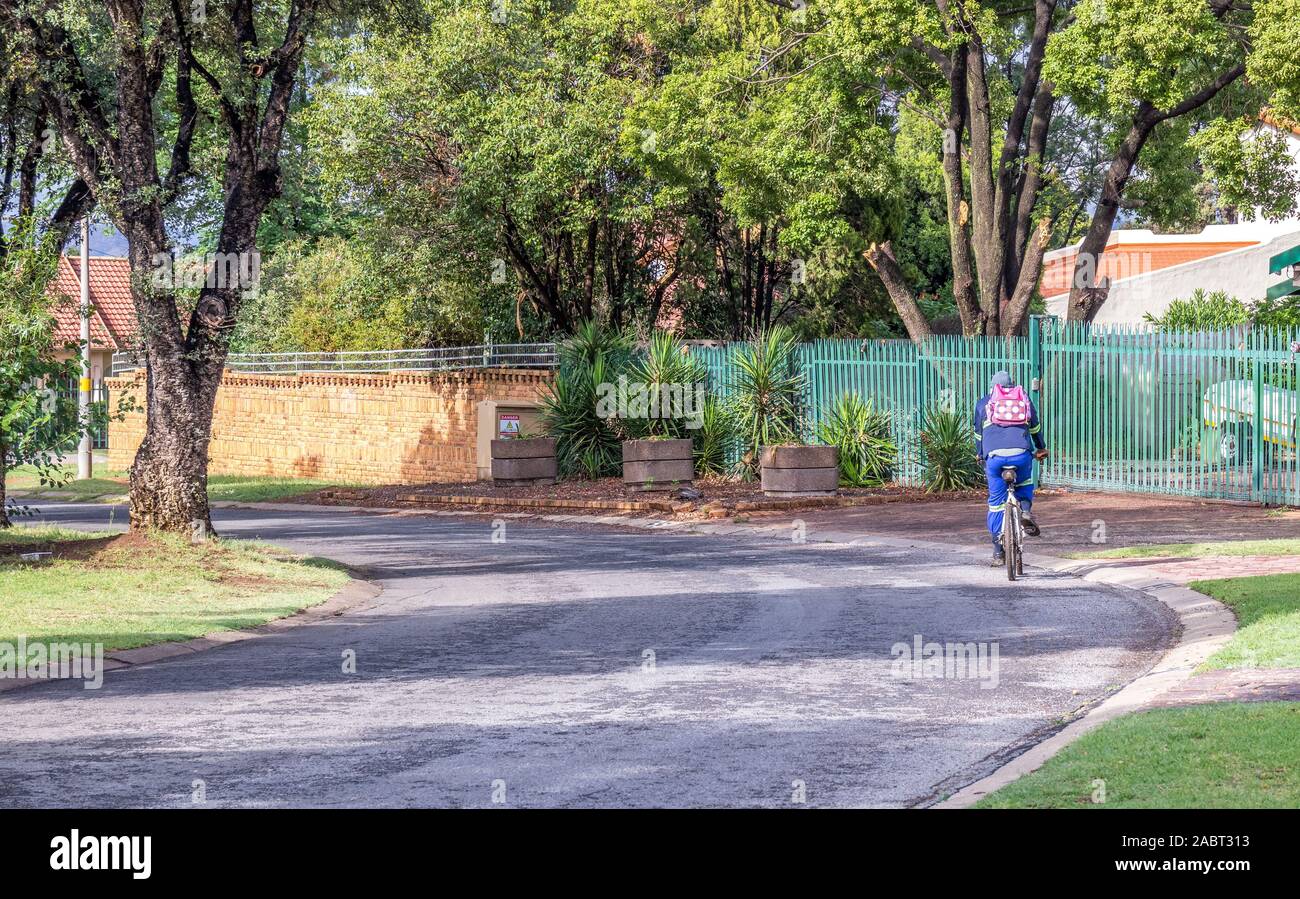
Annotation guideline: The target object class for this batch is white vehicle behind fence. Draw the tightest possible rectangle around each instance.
[1202,379,1299,464]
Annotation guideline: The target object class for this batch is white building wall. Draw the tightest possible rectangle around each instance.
[1044,224,1300,324]
[1043,121,1300,324]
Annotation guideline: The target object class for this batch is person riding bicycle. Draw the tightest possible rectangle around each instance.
[974,371,1048,566]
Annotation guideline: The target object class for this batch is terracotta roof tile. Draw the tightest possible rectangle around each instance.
[47,256,137,351]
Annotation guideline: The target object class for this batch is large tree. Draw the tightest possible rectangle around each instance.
[1,0,328,533]
[805,0,1299,336]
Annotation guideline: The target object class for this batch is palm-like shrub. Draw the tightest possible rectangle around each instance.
[623,330,710,440]
[816,393,896,487]
[730,325,805,478]
[920,407,983,493]
[693,394,737,477]
[540,321,635,478]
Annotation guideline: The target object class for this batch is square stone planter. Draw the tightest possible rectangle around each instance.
[759,445,839,497]
[491,437,558,486]
[622,438,694,492]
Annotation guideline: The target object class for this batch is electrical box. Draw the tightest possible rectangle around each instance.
[476,400,544,479]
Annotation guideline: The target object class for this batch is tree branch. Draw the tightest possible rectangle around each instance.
[865,241,934,341]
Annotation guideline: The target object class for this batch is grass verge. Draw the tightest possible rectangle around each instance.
[6,465,354,503]
[1188,572,1300,670]
[0,524,350,651]
[975,702,1300,808]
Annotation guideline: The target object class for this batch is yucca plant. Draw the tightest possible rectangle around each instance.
[920,407,983,493]
[816,393,896,487]
[730,325,805,479]
[693,394,738,477]
[623,330,710,439]
[540,321,635,479]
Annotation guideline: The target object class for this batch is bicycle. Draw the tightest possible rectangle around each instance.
[999,448,1048,581]
[1000,465,1025,581]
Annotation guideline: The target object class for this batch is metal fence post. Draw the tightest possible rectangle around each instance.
[1253,343,1265,500]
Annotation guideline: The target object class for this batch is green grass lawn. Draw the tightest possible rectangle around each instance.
[0,524,350,651]
[204,474,354,503]
[5,465,353,503]
[975,703,1300,808]
[1189,572,1300,670]
[4,466,131,499]
[1070,538,1300,560]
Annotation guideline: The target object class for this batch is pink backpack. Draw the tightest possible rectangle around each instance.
[988,384,1031,426]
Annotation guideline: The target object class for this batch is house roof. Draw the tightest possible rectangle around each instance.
[1260,110,1300,139]
[46,255,136,352]
[1037,223,1300,300]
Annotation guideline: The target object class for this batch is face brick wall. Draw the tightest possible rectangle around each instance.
[106,369,552,484]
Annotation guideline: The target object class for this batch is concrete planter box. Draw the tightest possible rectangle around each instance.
[760,445,839,497]
[491,437,558,486]
[622,438,694,492]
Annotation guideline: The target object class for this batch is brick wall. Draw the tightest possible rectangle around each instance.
[106,368,552,484]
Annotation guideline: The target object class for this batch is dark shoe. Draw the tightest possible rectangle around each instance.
[1022,514,1041,538]
[990,547,1006,567]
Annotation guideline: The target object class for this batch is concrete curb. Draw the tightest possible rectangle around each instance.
[933,554,1235,808]
[0,576,381,694]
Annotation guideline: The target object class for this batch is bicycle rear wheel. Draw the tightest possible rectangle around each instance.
[1003,505,1017,581]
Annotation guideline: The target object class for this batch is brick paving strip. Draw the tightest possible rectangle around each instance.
[1151,669,1300,706]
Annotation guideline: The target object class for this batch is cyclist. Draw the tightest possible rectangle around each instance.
[974,371,1048,566]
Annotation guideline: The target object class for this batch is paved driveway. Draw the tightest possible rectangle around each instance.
[2,503,1173,808]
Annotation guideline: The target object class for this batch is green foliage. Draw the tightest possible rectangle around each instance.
[815,393,895,487]
[1190,119,1300,222]
[1248,0,1300,121]
[540,322,635,479]
[230,236,496,353]
[1253,294,1300,329]
[729,325,806,478]
[623,331,710,439]
[541,322,716,478]
[1145,288,1300,333]
[1143,289,1253,331]
[0,220,80,524]
[692,394,737,477]
[919,407,983,493]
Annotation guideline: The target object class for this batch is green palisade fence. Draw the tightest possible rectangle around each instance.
[691,317,1300,503]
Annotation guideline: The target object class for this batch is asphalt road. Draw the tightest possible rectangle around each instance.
[2,502,1174,808]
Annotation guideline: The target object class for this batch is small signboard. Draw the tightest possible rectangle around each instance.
[498,413,521,439]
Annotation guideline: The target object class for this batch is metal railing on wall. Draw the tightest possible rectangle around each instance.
[111,342,557,376]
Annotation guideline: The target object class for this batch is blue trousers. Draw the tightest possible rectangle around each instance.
[985,451,1035,544]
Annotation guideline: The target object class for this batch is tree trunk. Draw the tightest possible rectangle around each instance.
[0,445,10,529]
[1067,59,1245,321]
[128,371,215,535]
[940,44,981,335]
[864,241,933,341]
[1066,106,1157,322]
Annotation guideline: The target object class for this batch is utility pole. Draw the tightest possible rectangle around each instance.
[77,216,93,480]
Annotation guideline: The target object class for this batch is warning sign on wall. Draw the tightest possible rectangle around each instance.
[498,413,521,439]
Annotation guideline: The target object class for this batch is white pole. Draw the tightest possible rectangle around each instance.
[77,217,93,480]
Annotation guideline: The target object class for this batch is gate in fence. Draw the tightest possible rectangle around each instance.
[1040,319,1300,504]
[692,317,1300,504]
